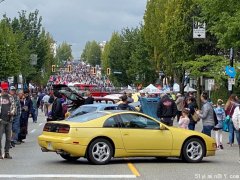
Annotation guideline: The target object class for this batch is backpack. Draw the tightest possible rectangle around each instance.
[213,109,218,126]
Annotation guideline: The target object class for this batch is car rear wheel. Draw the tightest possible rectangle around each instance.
[87,138,113,165]
[60,154,80,161]
[182,138,205,163]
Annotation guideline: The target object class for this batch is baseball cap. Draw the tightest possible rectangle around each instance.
[10,86,16,90]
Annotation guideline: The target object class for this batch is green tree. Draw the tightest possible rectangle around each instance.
[56,42,73,65]
[81,41,101,66]
[0,20,20,79]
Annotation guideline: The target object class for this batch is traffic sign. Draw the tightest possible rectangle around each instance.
[228,78,235,85]
[225,66,236,78]
[193,21,206,39]
[113,71,122,74]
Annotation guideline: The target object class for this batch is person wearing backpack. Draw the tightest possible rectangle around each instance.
[213,99,226,150]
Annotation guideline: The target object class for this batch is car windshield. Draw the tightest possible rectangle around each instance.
[67,112,108,122]
[70,106,98,118]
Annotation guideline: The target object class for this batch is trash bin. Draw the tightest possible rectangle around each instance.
[139,97,160,120]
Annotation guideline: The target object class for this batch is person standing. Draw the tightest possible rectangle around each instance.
[231,104,240,163]
[10,87,21,147]
[175,93,185,122]
[84,91,94,104]
[0,86,16,159]
[225,94,238,146]
[50,91,64,121]
[196,92,215,137]
[31,92,38,123]
[157,94,177,126]
[214,99,226,150]
[18,90,32,143]
[187,96,198,130]
[118,95,135,111]
[42,92,50,116]
[178,108,190,129]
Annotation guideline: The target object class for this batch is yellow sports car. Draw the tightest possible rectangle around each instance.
[38,111,216,165]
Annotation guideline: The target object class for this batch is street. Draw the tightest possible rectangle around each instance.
[0,111,239,180]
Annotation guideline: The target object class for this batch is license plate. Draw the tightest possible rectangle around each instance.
[47,142,53,150]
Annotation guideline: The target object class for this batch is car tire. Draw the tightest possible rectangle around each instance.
[182,138,205,163]
[87,138,113,165]
[60,154,80,161]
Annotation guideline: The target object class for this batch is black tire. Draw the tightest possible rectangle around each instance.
[182,138,205,163]
[87,138,113,165]
[60,154,80,161]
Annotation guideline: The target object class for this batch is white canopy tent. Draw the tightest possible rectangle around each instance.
[142,84,161,94]
[173,83,197,92]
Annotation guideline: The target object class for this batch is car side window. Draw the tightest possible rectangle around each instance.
[103,116,119,128]
[119,114,159,129]
[104,106,117,110]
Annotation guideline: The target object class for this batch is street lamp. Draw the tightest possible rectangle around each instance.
[0,0,5,4]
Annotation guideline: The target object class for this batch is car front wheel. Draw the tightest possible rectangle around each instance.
[182,138,205,163]
[60,154,80,161]
[87,138,113,165]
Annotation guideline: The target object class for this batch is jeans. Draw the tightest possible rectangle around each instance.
[0,121,12,153]
[228,122,235,144]
[235,130,240,145]
[202,125,214,137]
[12,115,21,142]
[188,122,196,130]
[32,108,38,122]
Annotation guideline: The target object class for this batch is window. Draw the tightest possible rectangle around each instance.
[69,106,97,118]
[119,114,159,129]
[103,116,119,128]
[104,106,117,110]
[67,112,107,122]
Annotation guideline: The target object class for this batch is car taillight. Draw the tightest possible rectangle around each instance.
[43,123,70,133]
[58,125,70,133]
[43,123,51,132]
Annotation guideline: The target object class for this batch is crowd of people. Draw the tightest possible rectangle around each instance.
[49,61,112,88]
[154,91,240,150]
[0,83,34,159]
[0,75,240,160]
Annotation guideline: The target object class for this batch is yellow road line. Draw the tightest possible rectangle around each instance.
[127,162,140,177]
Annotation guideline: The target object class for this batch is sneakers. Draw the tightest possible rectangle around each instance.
[11,141,15,147]
[4,153,12,159]
[219,144,224,149]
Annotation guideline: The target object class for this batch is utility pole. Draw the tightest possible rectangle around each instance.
[229,48,234,95]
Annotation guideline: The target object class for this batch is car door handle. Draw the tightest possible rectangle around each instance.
[123,133,129,136]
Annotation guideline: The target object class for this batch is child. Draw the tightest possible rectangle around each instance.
[179,108,190,129]
[214,99,226,150]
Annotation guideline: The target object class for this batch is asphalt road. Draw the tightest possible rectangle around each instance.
[0,111,239,180]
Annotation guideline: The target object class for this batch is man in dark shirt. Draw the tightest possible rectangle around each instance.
[84,91,94,104]
[157,94,177,126]
[50,91,64,121]
[0,87,15,159]
[118,95,135,111]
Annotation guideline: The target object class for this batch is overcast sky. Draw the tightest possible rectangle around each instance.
[0,0,147,59]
